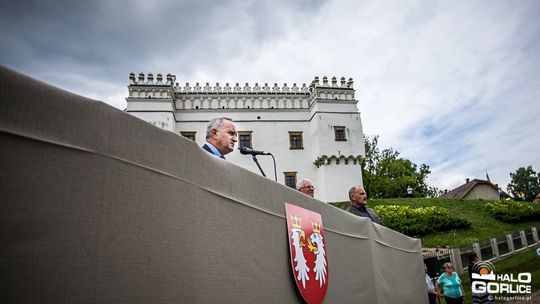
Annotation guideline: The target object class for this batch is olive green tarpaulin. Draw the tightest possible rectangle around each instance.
[0,65,426,303]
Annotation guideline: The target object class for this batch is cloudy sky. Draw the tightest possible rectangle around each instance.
[1,0,539,191]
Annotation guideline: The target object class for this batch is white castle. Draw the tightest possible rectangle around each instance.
[125,73,366,202]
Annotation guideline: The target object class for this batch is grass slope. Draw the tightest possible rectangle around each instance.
[494,249,540,292]
[330,198,540,248]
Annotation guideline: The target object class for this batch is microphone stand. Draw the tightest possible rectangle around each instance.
[241,148,275,181]
[270,154,277,182]
[251,154,267,177]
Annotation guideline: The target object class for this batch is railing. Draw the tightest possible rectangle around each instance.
[424,226,539,277]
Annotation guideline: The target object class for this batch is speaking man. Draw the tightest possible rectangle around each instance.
[347,186,384,225]
[202,117,238,159]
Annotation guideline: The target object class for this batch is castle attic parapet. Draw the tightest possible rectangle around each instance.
[127,73,355,101]
[128,72,175,99]
[171,81,311,95]
[310,76,353,89]
[129,72,176,86]
[309,76,355,102]
[129,72,348,95]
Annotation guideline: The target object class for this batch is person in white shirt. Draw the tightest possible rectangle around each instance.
[424,264,438,304]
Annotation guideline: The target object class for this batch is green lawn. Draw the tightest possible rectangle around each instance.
[332,198,540,302]
[330,198,540,248]
[494,249,540,292]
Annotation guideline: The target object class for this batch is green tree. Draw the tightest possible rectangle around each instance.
[361,135,434,198]
[426,185,441,198]
[508,166,540,201]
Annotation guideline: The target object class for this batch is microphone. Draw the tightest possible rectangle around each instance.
[240,147,271,155]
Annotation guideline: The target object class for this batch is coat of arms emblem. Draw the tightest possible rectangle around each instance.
[285,203,328,304]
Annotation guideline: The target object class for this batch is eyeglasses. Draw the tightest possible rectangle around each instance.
[301,186,315,190]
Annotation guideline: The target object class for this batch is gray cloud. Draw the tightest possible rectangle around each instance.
[1,0,538,190]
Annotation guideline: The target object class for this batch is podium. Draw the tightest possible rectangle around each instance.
[0,65,426,303]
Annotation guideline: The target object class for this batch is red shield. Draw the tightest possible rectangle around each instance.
[285,203,328,304]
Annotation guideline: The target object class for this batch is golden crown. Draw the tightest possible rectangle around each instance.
[291,215,302,229]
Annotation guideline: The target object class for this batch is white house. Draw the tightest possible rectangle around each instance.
[441,178,500,200]
[125,73,366,202]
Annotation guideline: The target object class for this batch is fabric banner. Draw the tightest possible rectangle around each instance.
[0,65,426,303]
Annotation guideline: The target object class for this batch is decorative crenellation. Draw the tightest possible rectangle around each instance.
[128,74,354,101]
[310,76,353,89]
[128,72,176,99]
[128,87,173,99]
[174,95,310,110]
[308,76,356,103]
[314,155,363,168]
[174,81,310,94]
[129,72,176,86]
[129,73,353,93]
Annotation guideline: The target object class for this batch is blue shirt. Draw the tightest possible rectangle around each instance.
[437,272,463,298]
[205,142,223,158]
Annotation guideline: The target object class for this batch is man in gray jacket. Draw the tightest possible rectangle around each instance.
[347,186,384,225]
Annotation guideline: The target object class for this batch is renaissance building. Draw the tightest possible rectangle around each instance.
[125,73,365,202]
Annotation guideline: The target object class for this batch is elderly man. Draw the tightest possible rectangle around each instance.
[202,117,238,159]
[297,179,315,197]
[347,186,384,225]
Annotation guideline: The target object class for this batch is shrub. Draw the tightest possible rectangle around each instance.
[374,205,471,236]
[485,200,540,223]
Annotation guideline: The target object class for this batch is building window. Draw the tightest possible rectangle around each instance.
[238,131,253,150]
[180,131,196,141]
[334,126,346,141]
[289,131,303,150]
[284,172,297,189]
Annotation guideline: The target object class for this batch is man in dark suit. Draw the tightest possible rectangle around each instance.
[347,186,384,225]
[202,117,238,159]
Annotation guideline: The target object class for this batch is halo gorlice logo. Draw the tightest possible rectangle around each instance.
[471,261,532,300]
[471,261,496,281]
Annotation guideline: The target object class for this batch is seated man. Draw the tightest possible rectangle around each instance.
[347,186,384,225]
[297,179,315,198]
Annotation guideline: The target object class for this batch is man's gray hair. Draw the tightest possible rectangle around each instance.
[206,117,234,140]
[296,178,313,190]
[349,186,361,200]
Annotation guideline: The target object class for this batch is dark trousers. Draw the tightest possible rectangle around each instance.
[427,293,437,304]
[444,296,463,304]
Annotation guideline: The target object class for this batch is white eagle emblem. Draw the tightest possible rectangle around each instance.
[307,222,327,288]
[285,203,329,304]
